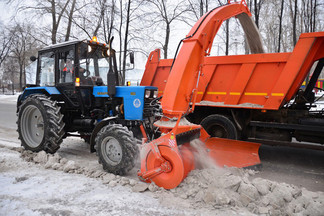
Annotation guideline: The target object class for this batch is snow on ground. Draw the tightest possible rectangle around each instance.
[1,136,323,216]
[0,146,187,216]
[0,94,19,104]
[0,139,251,216]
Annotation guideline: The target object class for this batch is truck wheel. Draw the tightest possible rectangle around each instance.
[95,124,139,175]
[17,94,65,153]
[201,114,238,139]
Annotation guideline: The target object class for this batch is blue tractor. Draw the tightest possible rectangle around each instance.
[16,37,159,175]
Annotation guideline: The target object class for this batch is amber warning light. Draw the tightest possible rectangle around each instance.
[75,77,80,86]
[91,36,97,42]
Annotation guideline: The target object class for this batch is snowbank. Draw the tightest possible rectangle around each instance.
[0,94,19,104]
[1,144,320,216]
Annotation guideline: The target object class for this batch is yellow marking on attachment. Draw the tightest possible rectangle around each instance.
[197,92,203,95]
[170,135,174,140]
[230,92,241,95]
[271,93,284,96]
[207,92,227,95]
[158,91,163,93]
[245,92,268,96]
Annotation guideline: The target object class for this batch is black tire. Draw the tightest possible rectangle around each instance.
[95,124,139,175]
[17,94,65,153]
[200,114,238,139]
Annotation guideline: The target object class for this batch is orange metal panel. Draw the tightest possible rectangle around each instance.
[264,37,317,109]
[285,37,324,101]
[224,63,256,105]
[140,49,160,86]
[196,64,218,102]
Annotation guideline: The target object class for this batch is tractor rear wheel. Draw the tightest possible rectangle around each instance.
[201,114,238,139]
[17,94,65,153]
[96,124,139,175]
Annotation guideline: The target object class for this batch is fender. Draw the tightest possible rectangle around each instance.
[17,87,61,112]
[90,116,118,152]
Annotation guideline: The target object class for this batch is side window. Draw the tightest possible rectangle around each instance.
[39,52,55,86]
[58,49,74,83]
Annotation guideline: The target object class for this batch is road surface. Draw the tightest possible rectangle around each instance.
[1,97,323,192]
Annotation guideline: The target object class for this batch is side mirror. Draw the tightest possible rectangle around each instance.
[30,56,37,62]
[129,52,134,64]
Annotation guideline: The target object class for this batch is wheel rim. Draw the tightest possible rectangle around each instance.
[208,124,228,138]
[20,105,44,148]
[102,136,123,166]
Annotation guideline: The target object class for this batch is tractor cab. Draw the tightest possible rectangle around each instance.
[36,37,115,88]
[28,37,124,112]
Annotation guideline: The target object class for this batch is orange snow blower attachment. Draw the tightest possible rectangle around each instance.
[138,117,260,189]
[138,1,262,189]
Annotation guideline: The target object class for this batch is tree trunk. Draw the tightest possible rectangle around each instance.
[254,0,259,28]
[293,0,298,46]
[205,0,208,13]
[19,61,23,91]
[313,0,317,32]
[51,0,57,44]
[122,0,131,85]
[278,0,284,52]
[163,22,170,59]
[119,0,123,73]
[225,19,229,56]
[65,0,76,41]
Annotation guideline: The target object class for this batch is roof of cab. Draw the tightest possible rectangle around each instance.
[39,39,87,52]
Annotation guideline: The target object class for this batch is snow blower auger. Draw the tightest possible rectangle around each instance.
[138,115,261,189]
[138,1,261,189]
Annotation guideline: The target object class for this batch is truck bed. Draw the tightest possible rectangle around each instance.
[141,32,324,110]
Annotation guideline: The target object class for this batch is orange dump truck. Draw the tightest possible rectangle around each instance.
[141,32,324,145]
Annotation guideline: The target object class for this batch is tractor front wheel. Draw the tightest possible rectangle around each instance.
[17,94,65,153]
[96,124,139,175]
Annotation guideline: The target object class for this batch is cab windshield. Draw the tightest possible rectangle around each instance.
[79,43,110,85]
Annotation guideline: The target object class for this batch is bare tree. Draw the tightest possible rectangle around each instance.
[10,23,36,90]
[122,0,131,84]
[187,0,209,20]
[289,0,298,46]
[65,0,77,41]
[0,23,13,67]
[253,0,264,28]
[103,0,116,44]
[278,0,284,52]
[19,0,71,44]
[145,0,191,59]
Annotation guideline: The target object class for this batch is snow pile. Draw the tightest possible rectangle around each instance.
[174,168,323,215]
[19,148,324,216]
[20,149,150,193]
[1,147,192,216]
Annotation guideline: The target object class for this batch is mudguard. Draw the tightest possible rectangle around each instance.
[89,116,118,152]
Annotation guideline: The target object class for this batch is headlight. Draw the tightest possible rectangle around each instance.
[145,90,151,98]
[153,90,158,98]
